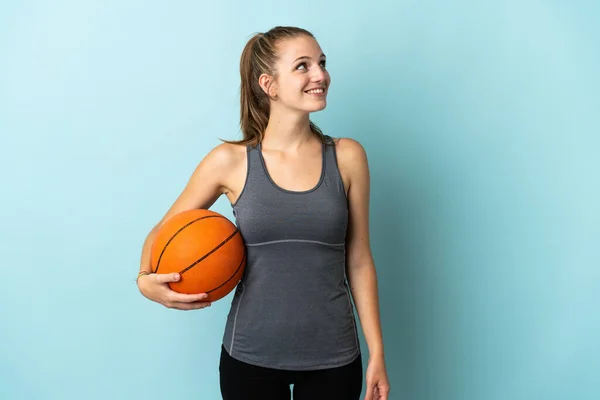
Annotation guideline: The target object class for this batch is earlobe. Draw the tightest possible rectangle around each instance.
[269,87,278,100]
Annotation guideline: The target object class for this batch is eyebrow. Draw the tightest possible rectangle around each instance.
[293,53,326,63]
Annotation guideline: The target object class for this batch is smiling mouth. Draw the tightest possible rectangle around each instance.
[304,88,326,94]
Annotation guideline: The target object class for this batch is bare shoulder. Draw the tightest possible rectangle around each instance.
[157,141,247,221]
[328,137,369,194]
[204,141,247,170]
[331,137,367,163]
[329,137,368,188]
[202,141,248,202]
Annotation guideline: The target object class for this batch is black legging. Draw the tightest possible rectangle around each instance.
[219,345,363,400]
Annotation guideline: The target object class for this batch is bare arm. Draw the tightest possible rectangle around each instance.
[336,138,386,360]
[139,143,240,275]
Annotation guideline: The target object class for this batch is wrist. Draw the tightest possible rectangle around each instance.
[136,271,151,290]
[368,348,385,361]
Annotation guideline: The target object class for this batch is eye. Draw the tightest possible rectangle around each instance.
[295,60,327,71]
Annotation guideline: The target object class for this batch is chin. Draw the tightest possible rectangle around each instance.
[306,101,327,113]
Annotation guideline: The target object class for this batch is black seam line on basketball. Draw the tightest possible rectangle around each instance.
[154,215,222,273]
[154,215,228,273]
[178,228,240,275]
[205,246,247,294]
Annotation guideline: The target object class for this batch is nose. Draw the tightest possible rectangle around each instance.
[311,66,327,83]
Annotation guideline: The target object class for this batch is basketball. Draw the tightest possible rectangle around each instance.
[150,208,246,302]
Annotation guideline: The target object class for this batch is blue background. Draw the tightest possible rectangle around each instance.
[1,1,598,399]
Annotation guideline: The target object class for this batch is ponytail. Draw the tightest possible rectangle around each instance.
[221,27,326,146]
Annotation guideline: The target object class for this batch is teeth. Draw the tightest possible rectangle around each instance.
[306,88,324,94]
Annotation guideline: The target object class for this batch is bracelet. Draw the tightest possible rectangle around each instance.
[136,270,151,283]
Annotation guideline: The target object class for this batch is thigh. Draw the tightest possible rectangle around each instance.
[219,345,291,400]
[292,353,363,400]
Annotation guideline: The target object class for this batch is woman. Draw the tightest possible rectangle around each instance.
[137,26,390,400]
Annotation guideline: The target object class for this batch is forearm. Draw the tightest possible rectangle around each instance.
[347,262,385,359]
[139,227,159,275]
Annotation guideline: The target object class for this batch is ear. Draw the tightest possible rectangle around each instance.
[259,73,278,99]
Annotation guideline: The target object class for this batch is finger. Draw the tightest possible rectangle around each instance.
[365,383,374,400]
[377,386,388,400]
[155,272,181,283]
[168,292,209,303]
[169,301,212,310]
[380,386,390,400]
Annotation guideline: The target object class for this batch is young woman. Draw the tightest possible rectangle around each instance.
[137,26,390,400]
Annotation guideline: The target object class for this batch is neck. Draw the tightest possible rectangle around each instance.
[262,108,315,151]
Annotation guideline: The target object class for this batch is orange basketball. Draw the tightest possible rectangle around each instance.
[150,208,246,302]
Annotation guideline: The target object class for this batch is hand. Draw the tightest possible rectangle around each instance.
[137,272,212,310]
[364,355,390,400]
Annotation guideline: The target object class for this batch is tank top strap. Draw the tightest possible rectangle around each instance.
[322,135,347,196]
[241,142,272,192]
[245,143,260,167]
[323,134,338,171]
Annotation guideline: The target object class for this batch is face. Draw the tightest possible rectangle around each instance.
[260,35,331,113]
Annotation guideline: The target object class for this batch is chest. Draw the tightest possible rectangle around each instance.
[258,147,324,193]
[234,192,348,245]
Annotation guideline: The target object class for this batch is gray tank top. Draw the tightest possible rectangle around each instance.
[221,134,361,371]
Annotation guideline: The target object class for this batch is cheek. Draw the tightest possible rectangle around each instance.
[282,80,309,97]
